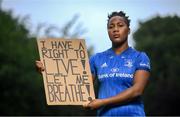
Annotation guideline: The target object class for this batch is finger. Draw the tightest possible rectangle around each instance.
[36,62,41,67]
[83,104,87,108]
[35,61,45,73]
[88,99,94,105]
[36,60,41,64]
[83,102,90,107]
[37,62,42,66]
[36,61,45,70]
[41,66,45,71]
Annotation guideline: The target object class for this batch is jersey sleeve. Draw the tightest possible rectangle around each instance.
[89,55,97,76]
[135,52,151,72]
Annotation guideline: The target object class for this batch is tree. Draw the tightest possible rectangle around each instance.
[0,8,46,115]
[133,15,180,115]
[0,8,95,115]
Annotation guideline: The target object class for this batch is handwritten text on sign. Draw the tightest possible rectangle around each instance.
[37,39,95,105]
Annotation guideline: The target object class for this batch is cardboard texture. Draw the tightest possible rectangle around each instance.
[37,38,95,105]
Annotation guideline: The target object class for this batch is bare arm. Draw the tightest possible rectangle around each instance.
[85,70,150,109]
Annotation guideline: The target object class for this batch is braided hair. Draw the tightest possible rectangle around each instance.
[107,11,131,27]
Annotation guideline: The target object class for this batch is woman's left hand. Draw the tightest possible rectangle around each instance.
[83,99,105,110]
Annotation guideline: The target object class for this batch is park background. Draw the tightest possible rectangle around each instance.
[0,0,180,115]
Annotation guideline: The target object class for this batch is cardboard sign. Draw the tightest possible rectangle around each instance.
[37,38,95,105]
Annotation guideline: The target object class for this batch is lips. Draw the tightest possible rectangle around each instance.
[113,34,120,38]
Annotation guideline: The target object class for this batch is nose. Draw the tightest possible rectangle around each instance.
[113,26,119,33]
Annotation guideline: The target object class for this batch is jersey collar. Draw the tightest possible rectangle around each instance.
[108,46,132,57]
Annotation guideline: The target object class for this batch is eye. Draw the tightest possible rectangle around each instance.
[117,23,124,27]
[108,25,114,29]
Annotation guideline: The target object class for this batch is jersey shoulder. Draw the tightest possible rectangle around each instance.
[90,48,111,61]
[129,48,151,71]
[128,47,149,59]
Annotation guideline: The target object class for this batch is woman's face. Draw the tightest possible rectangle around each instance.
[108,16,130,45]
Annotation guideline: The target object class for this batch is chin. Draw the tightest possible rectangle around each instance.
[112,38,127,47]
[112,38,123,43]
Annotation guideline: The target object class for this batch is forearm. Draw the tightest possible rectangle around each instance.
[101,70,149,106]
[85,70,150,109]
[102,86,142,106]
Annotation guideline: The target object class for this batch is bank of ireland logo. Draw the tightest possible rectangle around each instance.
[124,59,133,68]
[111,68,119,73]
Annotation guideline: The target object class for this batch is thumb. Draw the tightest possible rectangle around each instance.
[83,101,90,108]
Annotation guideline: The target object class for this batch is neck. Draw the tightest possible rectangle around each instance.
[112,41,129,55]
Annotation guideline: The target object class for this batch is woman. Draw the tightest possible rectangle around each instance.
[36,11,150,116]
[83,11,150,116]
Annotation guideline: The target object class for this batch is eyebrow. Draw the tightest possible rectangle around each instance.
[108,17,128,26]
[109,20,126,25]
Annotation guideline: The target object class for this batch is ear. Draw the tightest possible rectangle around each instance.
[128,28,131,34]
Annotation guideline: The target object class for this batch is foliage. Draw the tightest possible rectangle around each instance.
[0,9,43,115]
[133,15,180,115]
[0,8,95,115]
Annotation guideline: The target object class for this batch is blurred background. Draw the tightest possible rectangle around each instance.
[0,0,180,116]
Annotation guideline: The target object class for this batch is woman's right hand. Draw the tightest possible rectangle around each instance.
[35,60,45,73]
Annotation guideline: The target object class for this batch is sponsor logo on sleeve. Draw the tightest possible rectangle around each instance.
[140,62,150,69]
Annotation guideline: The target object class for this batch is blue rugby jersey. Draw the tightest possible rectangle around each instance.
[89,47,150,116]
